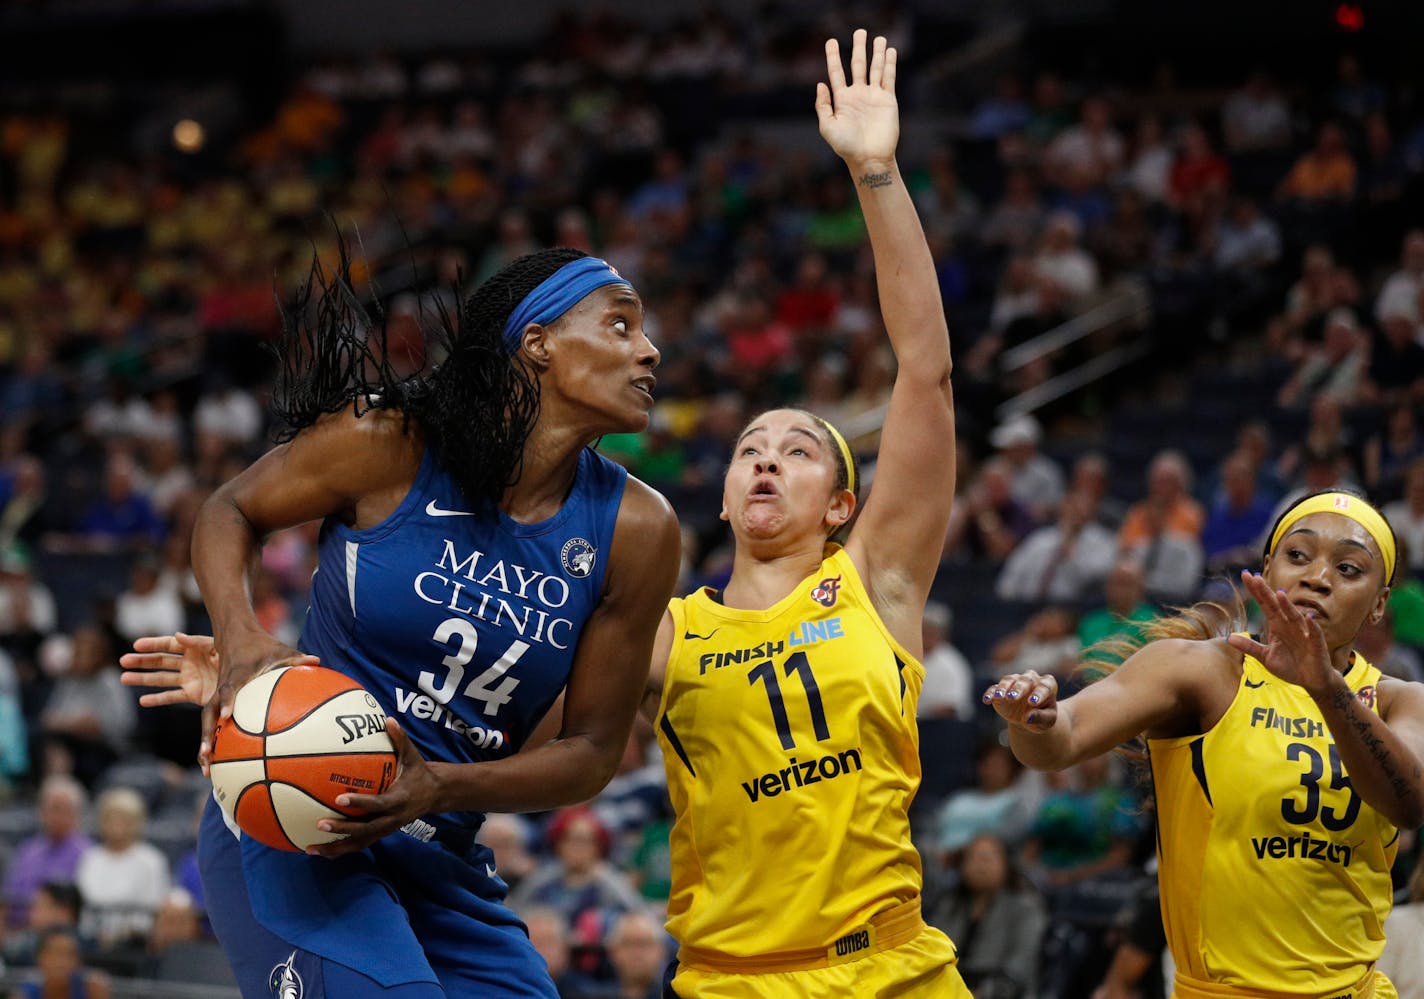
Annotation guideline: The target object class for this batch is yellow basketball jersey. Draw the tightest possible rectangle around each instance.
[1148,648,1398,992]
[656,546,928,960]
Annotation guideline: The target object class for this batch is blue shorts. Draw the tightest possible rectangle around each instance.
[199,796,557,998]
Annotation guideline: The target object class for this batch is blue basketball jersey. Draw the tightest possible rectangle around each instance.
[299,444,628,829]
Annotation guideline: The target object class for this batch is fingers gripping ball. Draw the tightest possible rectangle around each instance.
[210,666,397,852]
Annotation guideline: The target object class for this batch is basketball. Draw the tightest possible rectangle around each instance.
[209,665,399,852]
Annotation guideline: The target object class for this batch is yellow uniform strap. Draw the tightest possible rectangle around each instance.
[1172,966,1383,999]
[676,897,926,974]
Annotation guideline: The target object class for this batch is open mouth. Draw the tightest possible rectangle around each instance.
[632,376,656,398]
[1293,599,1327,619]
[749,478,778,499]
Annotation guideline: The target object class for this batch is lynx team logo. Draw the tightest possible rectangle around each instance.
[810,574,842,608]
[561,537,597,578]
[269,952,303,999]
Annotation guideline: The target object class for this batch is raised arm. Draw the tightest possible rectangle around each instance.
[191,408,420,769]
[985,637,1228,770]
[824,32,955,640]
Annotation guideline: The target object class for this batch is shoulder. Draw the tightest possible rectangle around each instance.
[1379,674,1424,722]
[611,476,678,544]
[1119,635,1242,699]
[285,408,424,490]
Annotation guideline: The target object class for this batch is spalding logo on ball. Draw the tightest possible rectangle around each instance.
[210,665,397,852]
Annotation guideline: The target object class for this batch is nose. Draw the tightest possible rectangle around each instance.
[1301,558,1332,592]
[638,332,660,370]
[754,457,780,475]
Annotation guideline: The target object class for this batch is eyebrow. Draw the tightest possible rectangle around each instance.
[1282,527,1376,560]
[734,425,823,447]
[605,289,643,311]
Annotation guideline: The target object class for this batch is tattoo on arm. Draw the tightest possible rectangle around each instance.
[858,171,893,189]
[1330,687,1418,804]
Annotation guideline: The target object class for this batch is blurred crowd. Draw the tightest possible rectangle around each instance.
[2,4,1424,997]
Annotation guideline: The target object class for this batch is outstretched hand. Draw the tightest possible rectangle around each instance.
[982,669,1060,731]
[120,633,222,708]
[815,29,899,169]
[1227,570,1336,695]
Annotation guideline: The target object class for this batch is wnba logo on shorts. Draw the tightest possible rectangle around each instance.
[809,575,842,607]
[269,952,303,999]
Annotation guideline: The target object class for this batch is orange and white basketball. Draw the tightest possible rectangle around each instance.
[210,665,398,852]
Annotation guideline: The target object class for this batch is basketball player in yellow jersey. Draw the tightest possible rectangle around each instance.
[987,489,1424,999]
[638,30,967,999]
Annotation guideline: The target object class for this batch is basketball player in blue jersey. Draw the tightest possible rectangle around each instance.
[986,490,1424,998]
[127,249,680,998]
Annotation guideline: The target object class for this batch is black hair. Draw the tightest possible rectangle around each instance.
[1261,487,1398,587]
[272,240,589,513]
[37,880,82,918]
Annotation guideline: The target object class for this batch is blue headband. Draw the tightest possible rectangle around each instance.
[501,257,630,353]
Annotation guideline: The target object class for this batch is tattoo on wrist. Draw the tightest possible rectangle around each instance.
[1330,687,1417,804]
[858,171,893,189]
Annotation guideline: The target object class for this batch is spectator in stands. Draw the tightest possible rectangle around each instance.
[1070,451,1126,530]
[0,644,25,786]
[113,555,183,647]
[1384,460,1424,576]
[138,887,206,980]
[1021,753,1141,892]
[1117,451,1205,603]
[1361,312,1424,410]
[997,490,1118,603]
[1202,451,1276,574]
[1045,96,1124,191]
[1033,210,1100,305]
[991,606,1082,683]
[1168,122,1230,211]
[927,833,1047,999]
[508,807,643,934]
[8,927,110,999]
[1276,395,1357,489]
[990,413,1065,523]
[520,905,605,999]
[919,602,974,719]
[1120,114,1173,205]
[1,777,90,930]
[1212,195,1281,273]
[980,170,1045,252]
[2,881,85,969]
[1374,229,1424,326]
[39,625,135,789]
[1354,607,1423,684]
[1089,877,1167,999]
[1222,71,1292,155]
[1078,560,1156,651]
[1277,121,1357,205]
[0,456,55,552]
[602,909,670,999]
[75,787,170,955]
[475,814,540,896]
[943,458,1037,563]
[1365,405,1424,504]
[934,740,1044,861]
[1276,305,1367,408]
[73,453,164,552]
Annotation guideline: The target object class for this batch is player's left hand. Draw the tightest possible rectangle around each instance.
[816,29,899,170]
[307,718,442,857]
[1227,570,1335,695]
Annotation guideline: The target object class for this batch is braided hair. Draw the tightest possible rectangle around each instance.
[272,241,589,513]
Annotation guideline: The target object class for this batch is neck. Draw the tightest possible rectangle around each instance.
[500,420,591,523]
[723,535,830,611]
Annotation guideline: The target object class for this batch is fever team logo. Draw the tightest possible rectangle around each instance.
[1357,684,1376,710]
[561,538,597,578]
[810,574,842,608]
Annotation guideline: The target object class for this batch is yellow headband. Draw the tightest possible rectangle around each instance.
[823,422,856,495]
[1268,492,1396,583]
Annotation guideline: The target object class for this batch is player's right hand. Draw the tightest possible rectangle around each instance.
[982,670,1059,731]
[205,630,319,776]
[120,632,222,708]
